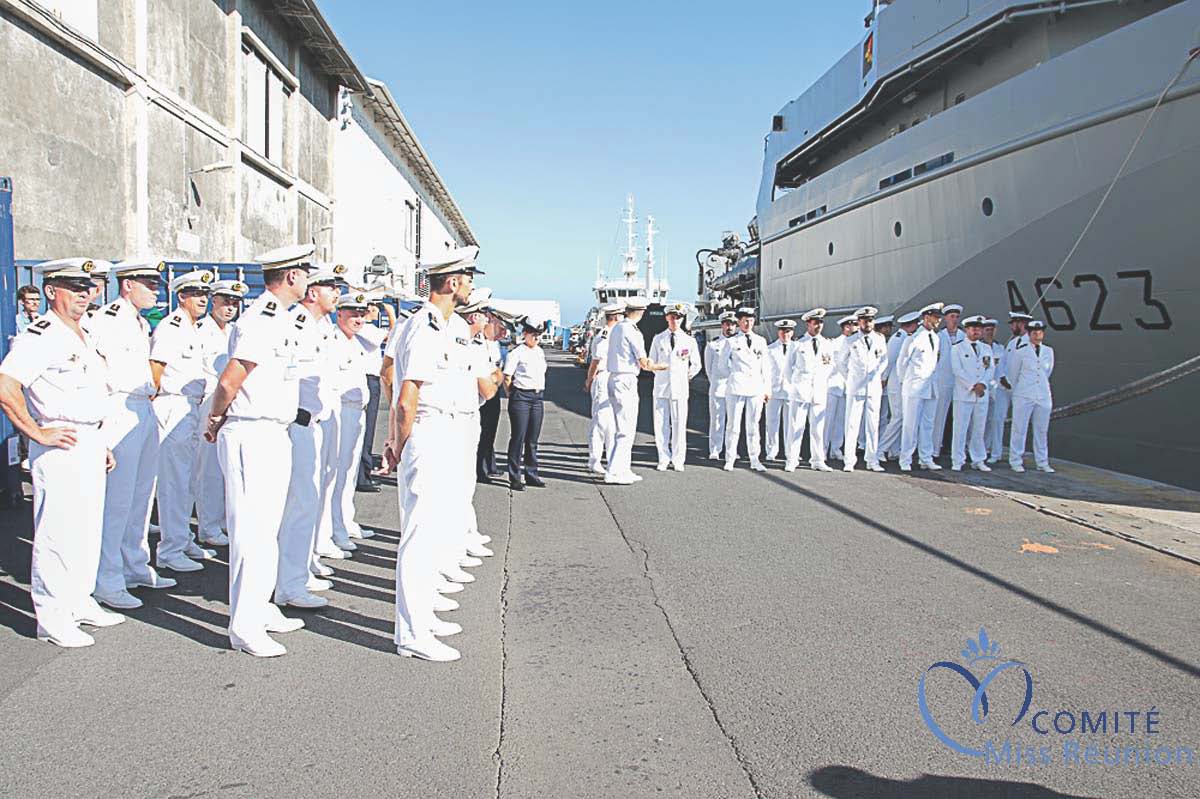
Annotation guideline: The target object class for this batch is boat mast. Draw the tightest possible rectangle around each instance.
[621,194,639,282]
[644,214,657,298]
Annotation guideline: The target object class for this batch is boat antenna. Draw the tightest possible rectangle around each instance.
[644,214,657,297]
[621,194,639,280]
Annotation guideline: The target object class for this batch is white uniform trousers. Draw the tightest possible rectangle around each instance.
[309,414,340,558]
[588,375,614,471]
[878,388,904,459]
[785,398,827,469]
[1009,399,1051,469]
[724,394,764,467]
[708,391,727,459]
[824,391,845,460]
[435,412,477,578]
[764,397,791,459]
[462,411,482,539]
[96,394,159,596]
[219,419,292,647]
[30,423,107,639]
[952,399,990,468]
[192,405,225,541]
[394,413,455,645]
[843,393,881,468]
[606,374,640,478]
[900,394,937,468]
[332,402,368,546]
[986,387,1011,461]
[276,416,333,602]
[932,383,953,457]
[652,397,688,468]
[154,395,202,562]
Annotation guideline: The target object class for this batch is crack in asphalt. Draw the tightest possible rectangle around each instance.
[492,483,514,799]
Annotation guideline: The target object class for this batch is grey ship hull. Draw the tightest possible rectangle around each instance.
[754,3,1200,487]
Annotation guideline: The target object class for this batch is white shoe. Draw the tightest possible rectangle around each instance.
[473,534,492,545]
[265,617,305,634]
[723,462,734,472]
[604,474,636,485]
[442,566,475,584]
[972,463,993,472]
[311,562,335,577]
[867,463,885,473]
[588,462,605,474]
[95,588,143,609]
[349,527,375,539]
[630,474,643,482]
[317,548,350,560]
[435,580,464,595]
[951,464,964,472]
[75,602,126,627]
[432,595,460,612]
[986,457,1000,465]
[899,463,912,472]
[397,637,460,662]
[335,539,358,552]
[275,591,328,609]
[784,463,797,473]
[232,633,286,658]
[430,619,463,637]
[126,569,176,590]
[842,464,856,473]
[1011,463,1026,473]
[918,462,943,471]
[158,555,203,573]
[197,531,229,547]
[466,542,494,558]
[184,542,217,561]
[813,463,834,472]
[655,463,668,472]
[674,464,685,473]
[38,625,94,648]
[1037,464,1056,473]
[460,556,483,568]
[751,462,767,472]
[306,577,333,592]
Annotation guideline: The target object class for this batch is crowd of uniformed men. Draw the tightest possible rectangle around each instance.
[586,301,1056,481]
[0,243,512,662]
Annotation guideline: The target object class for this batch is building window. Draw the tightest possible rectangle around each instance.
[404,200,417,253]
[241,43,292,163]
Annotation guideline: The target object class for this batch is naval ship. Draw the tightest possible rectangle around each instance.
[696,0,1200,487]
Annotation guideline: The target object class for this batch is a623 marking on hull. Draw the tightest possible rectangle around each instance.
[1006,270,1172,332]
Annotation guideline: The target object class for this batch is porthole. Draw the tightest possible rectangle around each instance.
[894,221,902,238]
[828,242,834,256]
[778,258,783,271]
[982,197,994,217]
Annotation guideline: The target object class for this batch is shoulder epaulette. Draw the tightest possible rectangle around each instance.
[261,304,276,318]
[27,319,51,336]
[427,313,439,330]
[1015,342,1028,349]
[104,302,121,317]
[168,316,181,328]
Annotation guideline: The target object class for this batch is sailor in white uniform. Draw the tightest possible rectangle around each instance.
[585,303,622,474]
[784,308,835,472]
[878,311,919,459]
[824,315,856,462]
[0,259,119,646]
[989,312,1032,463]
[722,306,770,472]
[933,303,964,458]
[950,315,996,471]
[979,318,1002,465]
[89,258,176,610]
[151,270,217,573]
[649,304,701,471]
[704,311,736,459]
[873,314,895,440]
[1007,320,1056,473]
[385,246,479,662]
[764,319,796,461]
[604,296,666,484]
[459,289,501,565]
[204,244,316,657]
[838,306,888,471]
[192,279,246,547]
[898,302,944,471]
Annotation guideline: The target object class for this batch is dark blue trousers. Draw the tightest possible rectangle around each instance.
[507,388,544,481]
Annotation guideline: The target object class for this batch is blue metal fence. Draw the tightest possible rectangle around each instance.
[0,179,20,504]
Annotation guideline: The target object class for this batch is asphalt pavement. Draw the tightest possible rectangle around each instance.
[1,352,1197,799]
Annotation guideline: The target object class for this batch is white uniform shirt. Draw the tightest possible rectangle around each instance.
[826,335,851,396]
[785,333,836,404]
[195,316,232,397]
[1007,340,1054,406]
[486,339,503,373]
[0,313,107,425]
[950,338,997,404]
[87,297,155,398]
[504,343,547,391]
[722,330,770,397]
[899,327,941,399]
[590,328,612,376]
[330,328,370,408]
[703,335,732,397]
[649,328,701,399]
[936,327,964,388]
[449,314,482,412]
[150,309,206,399]
[226,291,301,424]
[766,338,794,399]
[292,308,338,422]
[1001,334,1026,384]
[883,329,909,392]
[839,330,888,399]
[989,341,1005,391]
[606,319,646,376]
[471,334,496,407]
[392,302,459,414]
[357,323,387,377]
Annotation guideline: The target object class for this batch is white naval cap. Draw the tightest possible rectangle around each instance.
[774,319,797,329]
[1026,320,1046,331]
[855,306,879,318]
[254,243,318,271]
[734,306,756,318]
[801,307,827,321]
[459,287,493,314]
[1009,311,1033,321]
[169,270,214,293]
[308,263,349,286]
[962,314,986,327]
[602,302,624,316]
[211,279,247,298]
[423,245,484,275]
[920,302,945,316]
[113,258,167,279]
[837,314,857,326]
[337,291,371,310]
[624,296,650,311]
[33,257,111,282]
[897,311,921,325]
[875,314,894,325]
[665,303,688,318]
[982,318,999,327]
[718,310,737,323]
[943,303,964,315]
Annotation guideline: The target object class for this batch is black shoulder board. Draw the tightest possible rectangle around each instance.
[427,314,439,330]
[28,320,51,336]
[266,301,277,311]
[169,316,181,327]
[104,304,120,317]
[262,306,276,318]
[296,313,306,324]
[1015,342,1028,349]
[294,320,305,330]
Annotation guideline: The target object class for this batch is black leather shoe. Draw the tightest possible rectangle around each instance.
[355,483,381,494]
[525,475,546,488]
[509,478,525,492]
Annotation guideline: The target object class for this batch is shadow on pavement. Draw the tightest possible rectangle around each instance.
[808,766,1098,799]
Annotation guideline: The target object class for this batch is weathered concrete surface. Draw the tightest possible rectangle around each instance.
[0,353,1197,799]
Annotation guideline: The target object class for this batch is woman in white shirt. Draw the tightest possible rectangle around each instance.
[503,318,548,491]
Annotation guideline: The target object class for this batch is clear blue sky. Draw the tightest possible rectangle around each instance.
[322,2,870,324]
